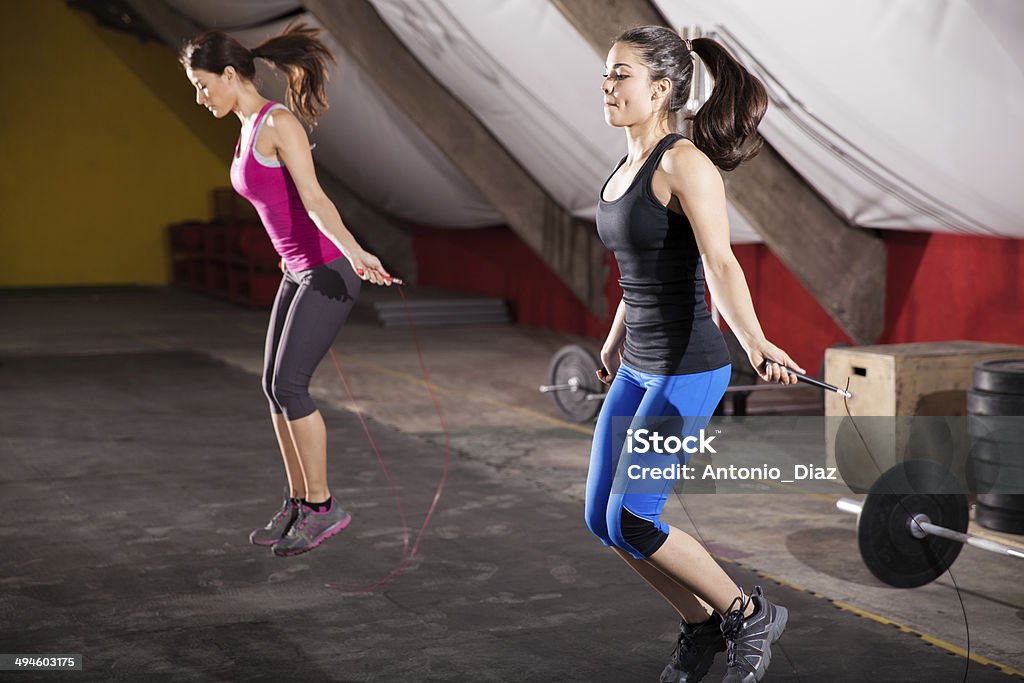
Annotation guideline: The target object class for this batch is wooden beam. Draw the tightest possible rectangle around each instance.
[724,147,885,344]
[125,0,417,284]
[304,0,608,316]
[550,0,666,55]
[552,0,885,343]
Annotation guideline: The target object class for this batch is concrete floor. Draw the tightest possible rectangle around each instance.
[1,286,1021,682]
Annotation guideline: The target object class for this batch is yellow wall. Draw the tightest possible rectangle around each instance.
[0,1,237,287]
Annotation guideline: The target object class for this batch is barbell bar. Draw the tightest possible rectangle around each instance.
[837,497,1024,559]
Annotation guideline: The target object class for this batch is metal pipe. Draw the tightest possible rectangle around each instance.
[836,499,1024,559]
[918,520,1024,559]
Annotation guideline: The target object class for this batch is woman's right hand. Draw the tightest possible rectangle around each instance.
[350,249,395,286]
[598,342,622,385]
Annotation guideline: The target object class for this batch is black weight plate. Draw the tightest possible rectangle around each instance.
[858,460,968,588]
[976,493,1024,511]
[967,389,1024,416]
[975,503,1024,534]
[973,359,1024,395]
[969,458,1024,492]
[968,437,1018,465]
[968,416,1024,445]
[548,345,604,423]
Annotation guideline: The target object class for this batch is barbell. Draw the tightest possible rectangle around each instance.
[537,343,815,423]
[837,459,1024,587]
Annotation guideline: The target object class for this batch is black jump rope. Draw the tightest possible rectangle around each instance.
[596,357,972,682]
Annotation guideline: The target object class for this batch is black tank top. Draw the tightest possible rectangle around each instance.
[596,133,731,375]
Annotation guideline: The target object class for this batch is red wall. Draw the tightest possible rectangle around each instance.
[413,225,1024,371]
[413,225,621,338]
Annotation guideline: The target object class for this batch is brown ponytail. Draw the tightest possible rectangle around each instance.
[689,37,768,171]
[615,27,768,171]
[180,21,336,129]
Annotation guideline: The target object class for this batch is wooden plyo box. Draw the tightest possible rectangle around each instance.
[823,341,1024,490]
[825,341,1024,417]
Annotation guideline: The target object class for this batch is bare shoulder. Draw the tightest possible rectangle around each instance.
[655,138,724,213]
[263,106,307,147]
[660,138,719,183]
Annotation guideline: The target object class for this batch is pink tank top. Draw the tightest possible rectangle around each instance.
[230,101,342,271]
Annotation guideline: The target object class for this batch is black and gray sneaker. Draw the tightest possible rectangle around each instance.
[271,497,351,557]
[249,488,301,546]
[660,612,726,682]
[719,586,787,682]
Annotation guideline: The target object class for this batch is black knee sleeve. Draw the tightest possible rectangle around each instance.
[620,507,668,557]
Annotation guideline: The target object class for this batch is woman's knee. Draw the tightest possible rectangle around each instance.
[584,502,612,545]
[607,505,668,560]
[262,370,282,413]
[270,373,316,421]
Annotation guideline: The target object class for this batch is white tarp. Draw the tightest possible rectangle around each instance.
[653,0,1024,237]
[365,0,762,241]
[165,0,1023,239]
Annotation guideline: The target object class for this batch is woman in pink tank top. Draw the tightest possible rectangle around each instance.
[180,23,395,557]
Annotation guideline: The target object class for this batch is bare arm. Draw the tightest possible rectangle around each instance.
[268,110,393,286]
[598,297,627,384]
[604,297,626,352]
[662,145,805,381]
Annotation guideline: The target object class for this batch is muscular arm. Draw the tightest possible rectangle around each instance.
[661,145,804,377]
[662,146,765,350]
[268,110,362,259]
[604,297,627,354]
[263,110,393,285]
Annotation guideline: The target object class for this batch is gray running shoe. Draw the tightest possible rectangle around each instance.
[720,586,788,683]
[660,612,726,683]
[272,497,351,557]
[249,491,301,546]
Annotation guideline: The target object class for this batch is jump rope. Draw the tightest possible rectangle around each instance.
[667,360,970,682]
[318,280,454,593]
[317,284,971,679]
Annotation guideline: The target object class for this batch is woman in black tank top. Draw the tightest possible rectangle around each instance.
[585,27,805,682]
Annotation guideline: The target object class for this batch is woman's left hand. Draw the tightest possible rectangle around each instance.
[350,250,394,286]
[748,340,805,384]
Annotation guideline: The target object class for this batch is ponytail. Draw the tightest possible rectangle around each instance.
[250,22,335,129]
[689,37,767,171]
[180,21,336,129]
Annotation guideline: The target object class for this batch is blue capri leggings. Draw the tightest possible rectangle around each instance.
[262,256,361,421]
[584,361,731,560]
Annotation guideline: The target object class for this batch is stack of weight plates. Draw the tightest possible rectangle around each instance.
[968,359,1024,533]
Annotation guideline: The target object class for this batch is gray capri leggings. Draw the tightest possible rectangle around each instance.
[262,256,361,420]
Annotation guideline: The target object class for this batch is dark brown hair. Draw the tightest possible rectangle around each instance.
[180,21,335,129]
[615,26,768,171]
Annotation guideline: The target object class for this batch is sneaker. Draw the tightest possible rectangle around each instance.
[249,491,301,546]
[271,497,351,557]
[720,586,788,683]
[660,612,726,683]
